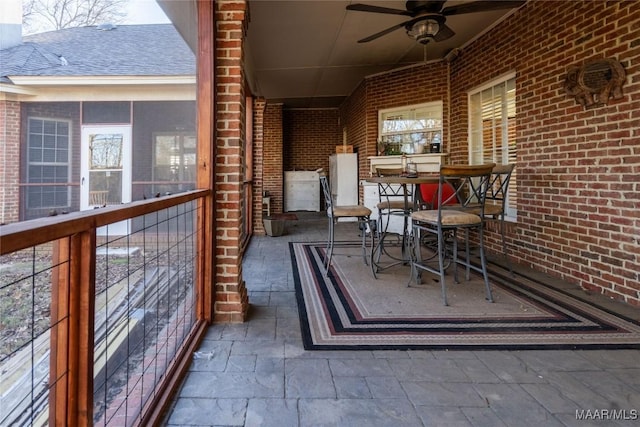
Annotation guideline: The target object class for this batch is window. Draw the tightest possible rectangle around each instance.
[378,101,443,155]
[469,74,517,219]
[27,118,71,209]
[153,133,196,194]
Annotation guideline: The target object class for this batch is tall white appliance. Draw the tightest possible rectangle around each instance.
[329,153,358,210]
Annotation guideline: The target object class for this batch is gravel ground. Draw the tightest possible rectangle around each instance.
[1,245,194,422]
[0,248,53,361]
[0,246,153,356]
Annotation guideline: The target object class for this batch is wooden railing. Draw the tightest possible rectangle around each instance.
[0,190,211,426]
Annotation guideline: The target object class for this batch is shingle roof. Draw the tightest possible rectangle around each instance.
[0,24,195,83]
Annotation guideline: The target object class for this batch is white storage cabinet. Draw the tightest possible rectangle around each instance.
[284,171,320,212]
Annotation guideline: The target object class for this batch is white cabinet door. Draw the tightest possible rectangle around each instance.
[362,182,405,234]
[285,171,320,212]
[329,153,358,206]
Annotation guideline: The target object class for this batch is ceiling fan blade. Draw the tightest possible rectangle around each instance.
[357,21,408,43]
[346,4,411,16]
[433,23,455,42]
[442,0,525,16]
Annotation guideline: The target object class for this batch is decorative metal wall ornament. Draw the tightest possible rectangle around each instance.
[564,58,626,109]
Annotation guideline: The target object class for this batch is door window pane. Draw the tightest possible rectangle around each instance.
[90,134,123,169]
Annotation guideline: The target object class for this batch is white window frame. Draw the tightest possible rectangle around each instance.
[26,117,72,209]
[378,101,443,155]
[468,72,517,220]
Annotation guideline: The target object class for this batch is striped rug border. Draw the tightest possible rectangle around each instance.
[290,241,640,351]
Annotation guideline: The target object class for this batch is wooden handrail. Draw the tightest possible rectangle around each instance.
[0,189,210,255]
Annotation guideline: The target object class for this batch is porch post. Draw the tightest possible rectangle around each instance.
[213,0,249,322]
[50,231,96,426]
[196,0,216,322]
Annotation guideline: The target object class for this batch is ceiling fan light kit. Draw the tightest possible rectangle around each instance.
[407,17,442,44]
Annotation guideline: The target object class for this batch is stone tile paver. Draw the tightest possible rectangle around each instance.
[285,359,336,398]
[389,357,470,382]
[473,383,565,427]
[461,407,509,427]
[227,355,257,372]
[329,358,392,377]
[414,406,473,427]
[453,358,502,383]
[179,358,284,399]
[334,376,372,398]
[245,399,299,427]
[473,351,547,384]
[167,397,247,426]
[165,214,639,426]
[365,376,407,398]
[402,381,487,407]
[298,398,422,426]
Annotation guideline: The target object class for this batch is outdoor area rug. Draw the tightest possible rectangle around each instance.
[290,241,640,350]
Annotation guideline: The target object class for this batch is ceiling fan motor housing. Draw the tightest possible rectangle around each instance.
[406,0,446,14]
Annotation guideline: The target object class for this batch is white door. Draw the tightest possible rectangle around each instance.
[81,125,132,235]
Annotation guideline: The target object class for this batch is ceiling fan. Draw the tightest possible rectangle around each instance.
[346,0,526,44]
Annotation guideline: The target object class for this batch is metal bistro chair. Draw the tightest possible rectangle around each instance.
[374,167,411,241]
[371,167,414,276]
[413,179,459,268]
[465,163,516,275]
[409,163,495,306]
[319,174,372,275]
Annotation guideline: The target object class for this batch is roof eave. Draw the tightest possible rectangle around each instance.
[7,75,196,86]
[0,82,39,96]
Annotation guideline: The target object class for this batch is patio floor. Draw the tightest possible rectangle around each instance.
[165,212,639,427]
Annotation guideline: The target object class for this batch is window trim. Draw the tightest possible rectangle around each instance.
[26,117,72,210]
[378,101,443,155]
[467,73,517,220]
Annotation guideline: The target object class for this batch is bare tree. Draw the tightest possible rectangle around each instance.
[22,0,128,34]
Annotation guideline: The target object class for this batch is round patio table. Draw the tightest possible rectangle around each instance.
[366,175,439,277]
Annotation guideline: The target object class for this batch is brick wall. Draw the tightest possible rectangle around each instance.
[252,98,266,233]
[283,108,341,173]
[0,100,20,224]
[338,1,639,305]
[263,103,284,214]
[214,0,249,322]
[339,82,369,196]
[450,0,640,305]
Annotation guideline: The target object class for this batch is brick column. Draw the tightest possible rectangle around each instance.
[214,0,249,322]
[0,100,21,224]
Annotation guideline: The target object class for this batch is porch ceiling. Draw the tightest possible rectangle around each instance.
[161,1,524,109]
